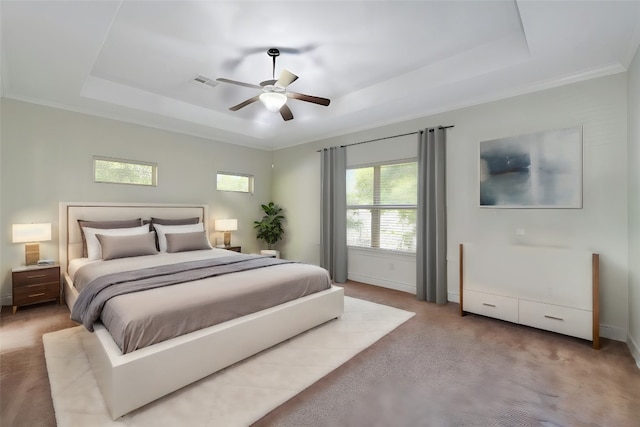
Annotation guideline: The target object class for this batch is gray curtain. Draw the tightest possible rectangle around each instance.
[320,146,347,283]
[416,128,447,303]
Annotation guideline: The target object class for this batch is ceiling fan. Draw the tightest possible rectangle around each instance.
[215,48,330,121]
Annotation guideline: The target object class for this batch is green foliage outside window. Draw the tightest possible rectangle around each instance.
[217,173,254,193]
[347,161,417,252]
[94,157,156,186]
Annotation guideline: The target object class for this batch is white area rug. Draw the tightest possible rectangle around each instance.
[44,297,414,426]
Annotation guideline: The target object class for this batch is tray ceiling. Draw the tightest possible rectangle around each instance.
[2,1,639,150]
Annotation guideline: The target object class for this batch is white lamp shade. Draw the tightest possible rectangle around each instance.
[12,223,52,243]
[259,92,287,112]
[215,219,238,232]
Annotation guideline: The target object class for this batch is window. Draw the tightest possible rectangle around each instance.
[346,161,417,252]
[94,156,157,186]
[216,172,254,193]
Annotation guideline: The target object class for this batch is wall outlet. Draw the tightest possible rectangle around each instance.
[516,228,526,236]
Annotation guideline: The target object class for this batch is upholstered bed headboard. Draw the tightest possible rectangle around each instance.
[59,202,208,274]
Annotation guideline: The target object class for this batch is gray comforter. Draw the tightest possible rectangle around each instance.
[69,250,332,353]
[71,254,292,331]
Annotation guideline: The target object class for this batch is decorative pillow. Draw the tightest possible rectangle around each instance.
[166,231,213,253]
[153,222,205,252]
[82,224,150,260]
[78,218,142,257]
[96,232,158,260]
[151,217,200,225]
[149,217,200,249]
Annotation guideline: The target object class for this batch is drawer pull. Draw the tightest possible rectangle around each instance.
[28,293,45,298]
[544,315,564,321]
[482,303,496,308]
[26,274,47,279]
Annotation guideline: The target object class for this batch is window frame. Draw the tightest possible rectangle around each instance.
[216,171,255,194]
[93,156,157,187]
[346,158,418,253]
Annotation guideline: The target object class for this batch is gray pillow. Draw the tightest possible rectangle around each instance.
[150,217,200,250]
[78,218,143,257]
[96,232,158,260]
[166,231,212,253]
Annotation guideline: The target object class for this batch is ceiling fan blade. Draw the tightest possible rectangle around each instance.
[216,78,262,90]
[229,96,260,111]
[279,104,294,121]
[275,69,298,88]
[288,92,331,106]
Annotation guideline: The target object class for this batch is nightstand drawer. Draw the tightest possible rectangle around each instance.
[13,283,59,306]
[13,269,59,287]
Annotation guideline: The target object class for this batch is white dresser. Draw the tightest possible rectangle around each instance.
[459,243,599,349]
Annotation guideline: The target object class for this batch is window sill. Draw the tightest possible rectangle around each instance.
[347,246,416,259]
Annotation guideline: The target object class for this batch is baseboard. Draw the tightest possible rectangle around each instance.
[447,292,460,304]
[1,295,12,307]
[599,324,628,342]
[628,333,640,370]
[347,273,415,294]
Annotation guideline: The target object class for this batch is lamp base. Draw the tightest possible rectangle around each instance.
[25,243,40,266]
[223,231,231,247]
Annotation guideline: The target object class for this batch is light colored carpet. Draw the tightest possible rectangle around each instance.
[43,296,414,426]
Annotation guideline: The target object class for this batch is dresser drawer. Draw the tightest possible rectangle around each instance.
[519,300,592,341]
[463,289,518,323]
[13,268,60,287]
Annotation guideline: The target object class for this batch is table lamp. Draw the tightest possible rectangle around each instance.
[12,223,52,266]
[214,219,237,247]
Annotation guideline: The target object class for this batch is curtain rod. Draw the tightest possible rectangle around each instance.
[316,126,454,152]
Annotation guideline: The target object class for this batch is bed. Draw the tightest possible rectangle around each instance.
[59,202,344,419]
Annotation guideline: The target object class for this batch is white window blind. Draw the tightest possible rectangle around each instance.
[346,161,417,252]
[216,172,254,193]
[94,156,157,186]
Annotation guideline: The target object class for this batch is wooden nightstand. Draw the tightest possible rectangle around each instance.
[12,264,61,314]
[224,246,241,252]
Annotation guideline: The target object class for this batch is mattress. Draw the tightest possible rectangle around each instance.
[70,249,332,353]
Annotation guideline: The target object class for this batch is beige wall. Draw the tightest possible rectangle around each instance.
[2,70,635,353]
[628,46,640,366]
[0,99,273,304]
[273,73,630,341]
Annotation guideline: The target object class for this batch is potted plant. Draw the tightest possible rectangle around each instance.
[253,202,285,258]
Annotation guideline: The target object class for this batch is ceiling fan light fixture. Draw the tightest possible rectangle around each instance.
[259,92,287,112]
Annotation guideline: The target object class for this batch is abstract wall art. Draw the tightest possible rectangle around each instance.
[479,127,583,208]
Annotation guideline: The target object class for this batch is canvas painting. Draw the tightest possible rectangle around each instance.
[479,127,583,208]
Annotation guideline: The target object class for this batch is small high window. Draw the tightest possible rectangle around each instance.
[216,172,254,193]
[94,156,157,186]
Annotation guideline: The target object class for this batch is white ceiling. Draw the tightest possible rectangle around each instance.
[2,1,640,150]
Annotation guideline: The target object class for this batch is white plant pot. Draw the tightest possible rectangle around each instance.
[260,249,280,258]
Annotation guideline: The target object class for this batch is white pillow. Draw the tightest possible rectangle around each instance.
[153,222,204,252]
[82,224,150,260]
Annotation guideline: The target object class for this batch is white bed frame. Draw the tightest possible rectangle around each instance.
[59,202,344,419]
